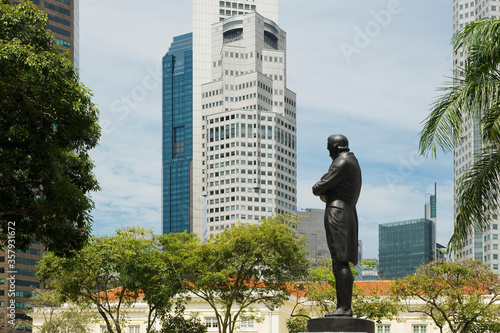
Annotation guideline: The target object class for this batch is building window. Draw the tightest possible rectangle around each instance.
[47,13,71,26]
[413,325,427,333]
[173,126,185,155]
[128,326,140,333]
[377,325,391,333]
[240,317,255,328]
[205,317,218,328]
[44,2,70,15]
[46,24,71,37]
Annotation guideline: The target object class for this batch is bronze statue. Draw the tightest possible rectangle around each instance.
[312,134,362,317]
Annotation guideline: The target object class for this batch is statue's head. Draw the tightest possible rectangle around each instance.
[327,134,350,159]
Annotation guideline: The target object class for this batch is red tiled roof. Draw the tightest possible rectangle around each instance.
[355,281,393,296]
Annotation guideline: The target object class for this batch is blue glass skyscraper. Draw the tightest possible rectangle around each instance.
[162,33,193,234]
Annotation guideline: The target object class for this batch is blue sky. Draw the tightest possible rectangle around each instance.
[79,0,453,259]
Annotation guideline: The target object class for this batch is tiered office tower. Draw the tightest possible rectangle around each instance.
[163,0,296,237]
[452,0,500,272]
[200,12,296,238]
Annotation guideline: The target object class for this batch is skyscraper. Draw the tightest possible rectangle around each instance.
[378,193,437,279]
[162,33,194,234]
[201,11,296,238]
[452,1,500,272]
[162,0,295,237]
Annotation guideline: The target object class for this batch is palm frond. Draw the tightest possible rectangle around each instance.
[450,145,500,248]
[482,100,500,142]
[419,77,499,157]
[453,18,500,72]
[421,18,500,250]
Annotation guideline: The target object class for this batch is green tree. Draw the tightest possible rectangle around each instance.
[392,259,500,333]
[28,288,97,333]
[36,227,166,333]
[419,18,500,248]
[0,1,100,254]
[120,240,182,333]
[161,215,309,333]
[156,300,207,333]
[287,258,400,333]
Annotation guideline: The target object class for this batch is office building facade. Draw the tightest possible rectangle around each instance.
[452,0,500,272]
[0,245,45,330]
[295,209,330,267]
[378,193,437,279]
[379,218,436,279]
[162,0,291,237]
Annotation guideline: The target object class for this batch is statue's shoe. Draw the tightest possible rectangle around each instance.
[325,308,353,317]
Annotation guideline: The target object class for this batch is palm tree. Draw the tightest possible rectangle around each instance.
[419,18,500,250]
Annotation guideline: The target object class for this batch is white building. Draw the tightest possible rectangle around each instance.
[186,0,280,236]
[31,284,448,333]
[200,10,297,237]
[451,0,500,272]
[31,293,297,333]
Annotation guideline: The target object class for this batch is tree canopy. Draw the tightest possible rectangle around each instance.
[0,0,100,254]
[36,227,177,333]
[419,18,500,248]
[392,259,500,333]
[161,215,310,333]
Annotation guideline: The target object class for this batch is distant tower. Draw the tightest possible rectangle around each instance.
[452,0,500,272]
[378,191,437,279]
[425,183,437,224]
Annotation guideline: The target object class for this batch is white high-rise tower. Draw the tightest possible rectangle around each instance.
[177,0,287,237]
[201,11,297,238]
[452,0,500,272]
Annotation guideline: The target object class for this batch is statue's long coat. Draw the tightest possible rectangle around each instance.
[312,152,362,265]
